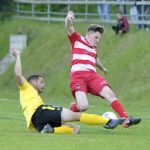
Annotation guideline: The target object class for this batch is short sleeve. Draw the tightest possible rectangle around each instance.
[68,32,81,46]
[19,80,31,91]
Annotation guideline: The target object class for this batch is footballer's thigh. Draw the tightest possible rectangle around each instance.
[75,91,89,111]
[61,108,81,123]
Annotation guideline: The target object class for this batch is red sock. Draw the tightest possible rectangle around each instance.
[111,100,128,118]
[70,103,80,112]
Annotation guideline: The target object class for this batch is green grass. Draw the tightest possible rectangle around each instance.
[0,98,149,150]
[0,19,150,150]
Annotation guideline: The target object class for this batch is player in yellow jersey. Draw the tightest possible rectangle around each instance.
[11,48,125,134]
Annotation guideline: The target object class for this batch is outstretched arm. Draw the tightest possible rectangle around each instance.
[65,11,75,36]
[11,48,25,86]
[96,57,108,74]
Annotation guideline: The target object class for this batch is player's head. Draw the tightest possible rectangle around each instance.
[117,10,123,19]
[86,24,104,47]
[27,75,45,94]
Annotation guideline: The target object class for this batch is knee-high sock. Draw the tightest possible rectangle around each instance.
[70,103,80,112]
[111,100,128,118]
[80,113,109,125]
[54,126,74,134]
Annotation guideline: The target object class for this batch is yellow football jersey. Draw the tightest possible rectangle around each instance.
[19,80,44,129]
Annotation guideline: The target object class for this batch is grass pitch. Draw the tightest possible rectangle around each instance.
[0,98,149,150]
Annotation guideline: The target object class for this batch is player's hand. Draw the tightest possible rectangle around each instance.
[103,67,108,74]
[66,11,75,22]
[10,48,20,57]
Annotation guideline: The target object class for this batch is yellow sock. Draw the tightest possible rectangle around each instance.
[54,126,74,134]
[80,113,109,125]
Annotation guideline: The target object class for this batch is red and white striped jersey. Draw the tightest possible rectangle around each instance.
[68,32,97,74]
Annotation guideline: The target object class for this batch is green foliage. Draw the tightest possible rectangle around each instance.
[19,3,32,11]
[0,20,29,59]
[0,0,14,20]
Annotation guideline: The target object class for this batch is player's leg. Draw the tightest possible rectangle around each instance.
[100,86,141,127]
[40,123,80,134]
[61,108,81,122]
[33,105,124,134]
[88,73,128,118]
[100,86,128,118]
[88,73,141,128]
[38,107,109,134]
[32,105,78,134]
[75,91,89,111]
[54,124,80,134]
[63,124,80,134]
[61,108,124,129]
[70,73,89,112]
[70,91,89,112]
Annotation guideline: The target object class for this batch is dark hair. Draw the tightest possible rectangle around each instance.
[27,74,43,82]
[88,24,104,34]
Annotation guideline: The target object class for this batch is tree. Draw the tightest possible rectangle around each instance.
[0,0,14,20]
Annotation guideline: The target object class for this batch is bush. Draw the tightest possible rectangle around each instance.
[0,0,14,20]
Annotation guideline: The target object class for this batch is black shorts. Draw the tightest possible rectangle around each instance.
[32,105,63,132]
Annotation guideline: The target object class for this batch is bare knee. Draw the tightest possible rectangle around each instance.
[75,91,89,111]
[100,86,117,103]
[77,103,89,112]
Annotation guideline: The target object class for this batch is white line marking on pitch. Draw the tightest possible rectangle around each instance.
[0,98,18,101]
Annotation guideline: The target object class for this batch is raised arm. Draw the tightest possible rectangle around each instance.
[65,11,75,36]
[96,57,108,74]
[11,48,25,86]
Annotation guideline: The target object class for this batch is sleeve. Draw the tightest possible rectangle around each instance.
[121,17,129,32]
[68,32,81,46]
[19,80,30,91]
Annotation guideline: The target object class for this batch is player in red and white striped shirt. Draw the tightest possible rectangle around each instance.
[65,11,141,128]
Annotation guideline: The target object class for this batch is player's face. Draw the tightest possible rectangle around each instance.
[117,13,122,19]
[36,77,45,93]
[87,31,101,47]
